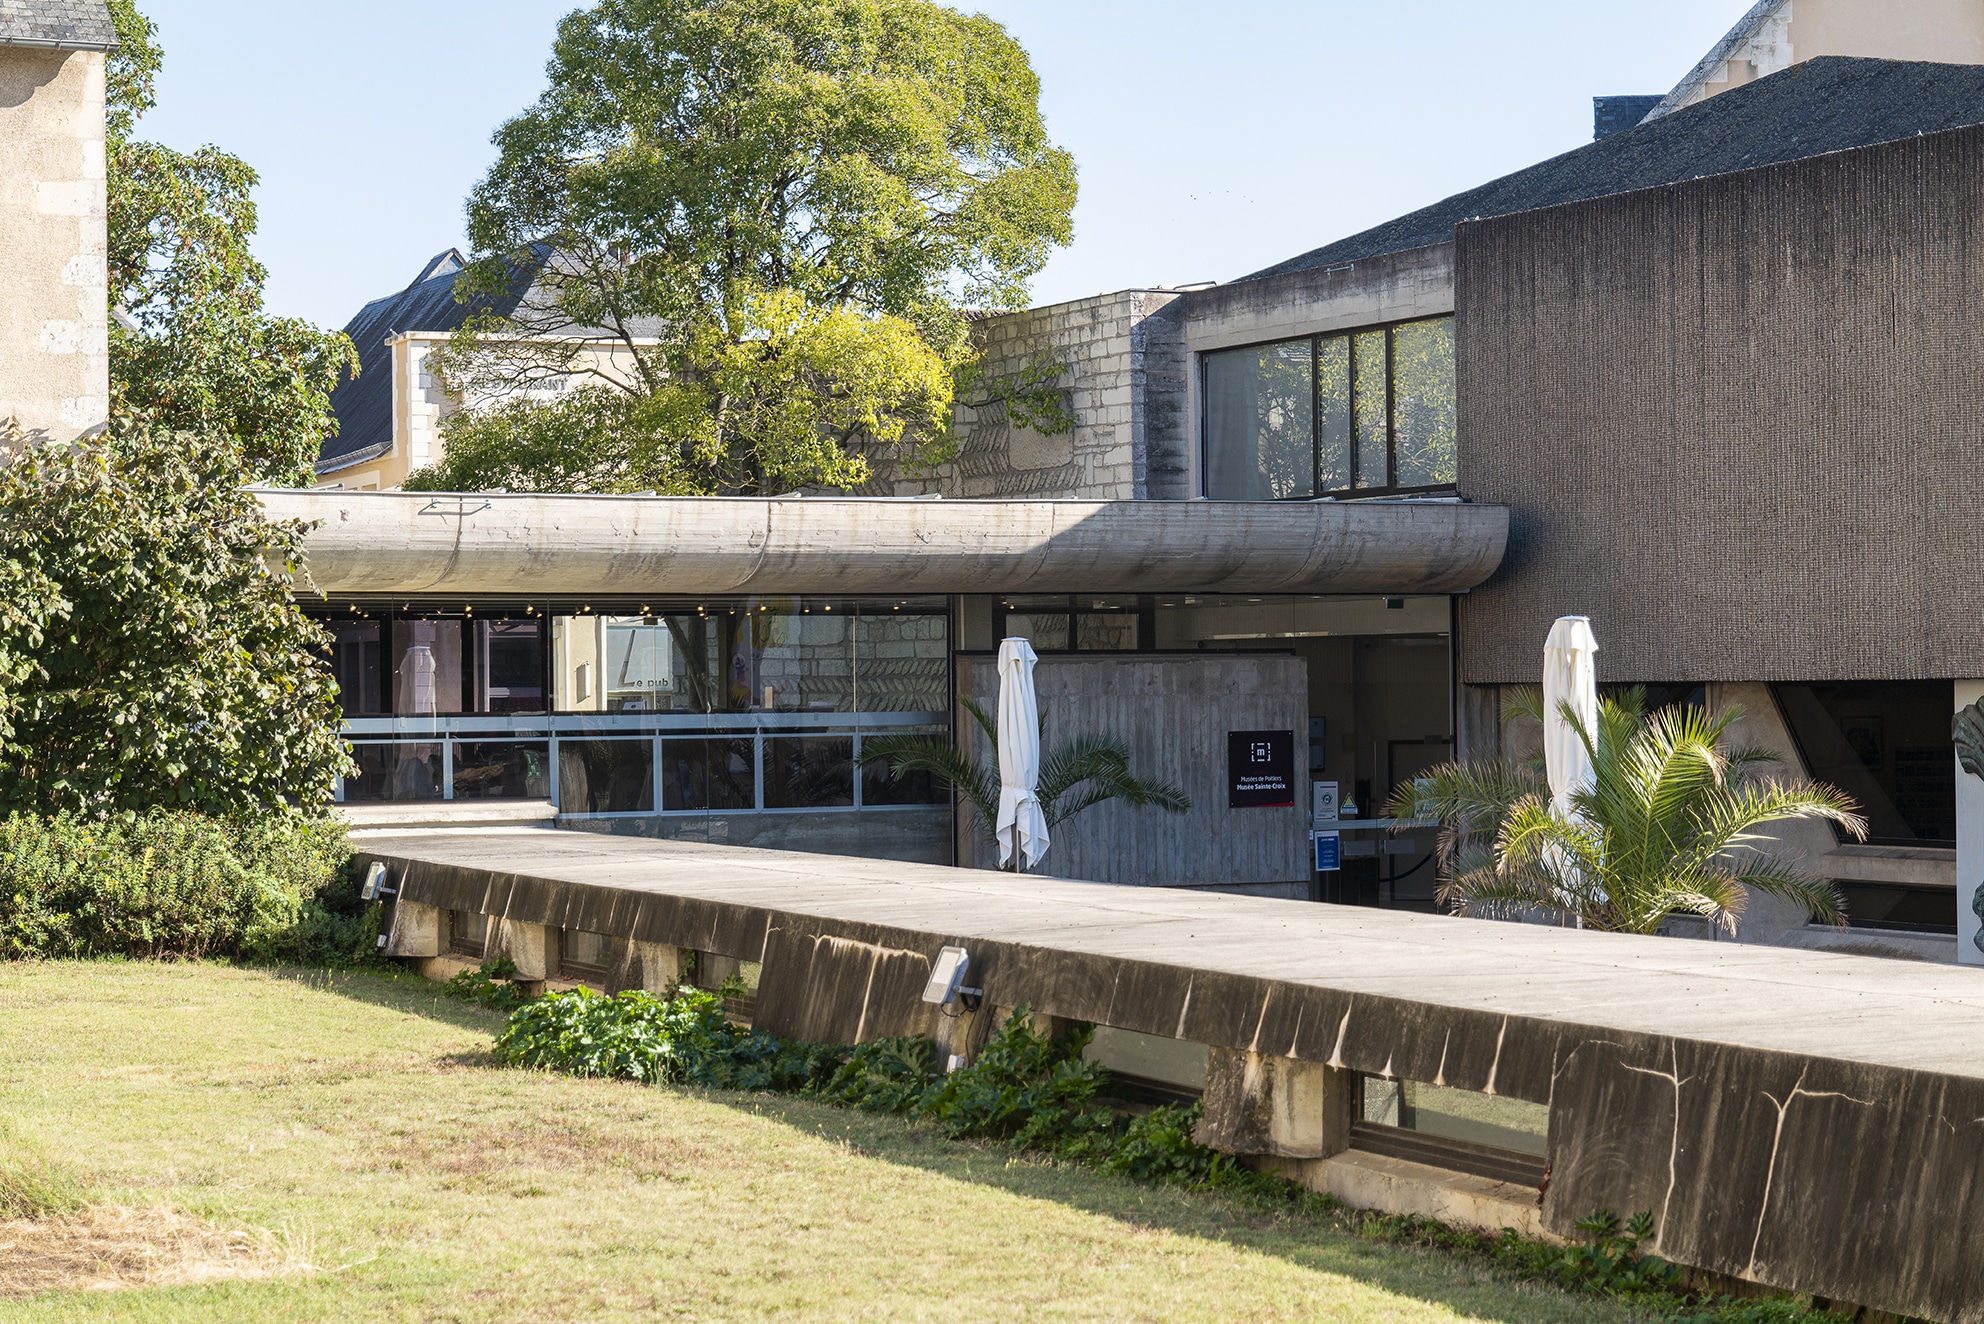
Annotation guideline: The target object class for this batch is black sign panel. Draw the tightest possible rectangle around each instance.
[1227,730,1295,809]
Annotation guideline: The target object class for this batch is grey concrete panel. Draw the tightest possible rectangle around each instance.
[955,653,1308,887]
[263,491,1508,599]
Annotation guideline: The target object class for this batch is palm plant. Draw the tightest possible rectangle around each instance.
[856,698,1190,871]
[1388,688,1864,934]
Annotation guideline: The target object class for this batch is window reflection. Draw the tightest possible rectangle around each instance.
[1353,329,1388,488]
[553,599,946,714]
[1391,319,1456,488]
[392,620,463,715]
[1203,341,1315,500]
[1200,316,1457,499]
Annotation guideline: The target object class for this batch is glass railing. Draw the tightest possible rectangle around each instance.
[336,710,948,816]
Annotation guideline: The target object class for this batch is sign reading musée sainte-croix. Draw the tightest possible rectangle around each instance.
[1227,730,1295,809]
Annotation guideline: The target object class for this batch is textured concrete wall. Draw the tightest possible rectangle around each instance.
[863,288,1183,499]
[954,652,1309,888]
[0,46,107,442]
[1455,121,1984,684]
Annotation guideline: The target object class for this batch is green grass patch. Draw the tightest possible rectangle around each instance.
[0,959,1688,1322]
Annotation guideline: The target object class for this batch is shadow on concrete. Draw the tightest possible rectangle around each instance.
[692,1089,1615,1324]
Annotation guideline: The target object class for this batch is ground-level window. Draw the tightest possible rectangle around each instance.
[1201,316,1455,500]
[1773,682,1954,847]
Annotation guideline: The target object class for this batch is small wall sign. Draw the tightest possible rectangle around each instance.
[1313,830,1341,872]
[1227,729,1295,808]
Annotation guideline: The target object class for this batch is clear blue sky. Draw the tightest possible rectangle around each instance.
[133,1,1748,330]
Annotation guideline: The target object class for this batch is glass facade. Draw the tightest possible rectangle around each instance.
[320,598,950,832]
[1202,315,1456,499]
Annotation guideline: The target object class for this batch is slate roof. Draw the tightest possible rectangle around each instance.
[1244,57,1984,282]
[318,250,529,473]
[0,0,116,48]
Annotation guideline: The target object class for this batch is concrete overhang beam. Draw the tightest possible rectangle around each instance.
[256,491,1508,598]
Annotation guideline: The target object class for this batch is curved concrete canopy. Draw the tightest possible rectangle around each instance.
[258,491,1508,598]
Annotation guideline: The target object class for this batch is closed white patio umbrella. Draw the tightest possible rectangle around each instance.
[1542,616,1599,819]
[995,637,1049,872]
[1542,616,1600,920]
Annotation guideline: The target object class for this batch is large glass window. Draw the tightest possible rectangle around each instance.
[1202,315,1457,499]
[995,595,1150,652]
[553,598,945,714]
[1773,682,1954,847]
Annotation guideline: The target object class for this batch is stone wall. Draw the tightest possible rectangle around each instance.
[0,45,107,443]
[862,288,1183,499]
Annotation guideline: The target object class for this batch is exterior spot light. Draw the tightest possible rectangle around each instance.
[359,861,395,901]
[823,604,830,612]
[921,945,982,1013]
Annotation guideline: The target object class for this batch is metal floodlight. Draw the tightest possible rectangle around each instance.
[359,861,388,902]
[922,946,970,1006]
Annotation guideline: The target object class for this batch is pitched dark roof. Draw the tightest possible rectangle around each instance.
[1245,57,1984,282]
[0,0,116,48]
[318,250,527,472]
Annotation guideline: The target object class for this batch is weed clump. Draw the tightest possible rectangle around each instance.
[0,1154,87,1221]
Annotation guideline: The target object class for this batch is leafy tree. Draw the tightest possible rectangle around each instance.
[413,0,1077,495]
[1389,688,1863,934]
[0,421,349,817]
[104,0,355,485]
[858,698,1189,872]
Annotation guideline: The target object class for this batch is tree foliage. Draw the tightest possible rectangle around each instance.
[0,422,350,817]
[858,696,1189,870]
[104,0,355,485]
[416,0,1076,495]
[1390,688,1864,934]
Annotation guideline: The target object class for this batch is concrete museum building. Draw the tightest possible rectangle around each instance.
[296,16,1984,968]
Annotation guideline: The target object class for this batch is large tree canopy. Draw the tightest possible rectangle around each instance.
[414,0,1076,495]
[105,0,355,485]
[0,421,349,817]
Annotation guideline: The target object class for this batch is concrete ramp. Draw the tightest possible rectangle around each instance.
[356,828,1984,1322]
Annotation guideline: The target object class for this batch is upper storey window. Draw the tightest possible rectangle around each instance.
[1202,315,1455,499]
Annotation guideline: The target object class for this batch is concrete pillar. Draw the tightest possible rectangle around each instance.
[383,900,441,959]
[606,940,686,995]
[1194,1047,1356,1159]
[487,918,550,981]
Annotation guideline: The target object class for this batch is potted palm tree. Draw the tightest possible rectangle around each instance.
[1389,688,1864,933]
[857,698,1189,871]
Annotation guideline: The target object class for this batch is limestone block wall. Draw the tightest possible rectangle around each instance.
[0,45,107,442]
[862,288,1183,500]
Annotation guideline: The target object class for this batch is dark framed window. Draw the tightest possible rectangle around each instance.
[1772,682,1954,847]
[1831,880,1957,935]
[1201,315,1455,499]
[994,595,1153,652]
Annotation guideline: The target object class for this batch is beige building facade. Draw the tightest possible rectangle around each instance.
[0,3,114,444]
[1649,0,1984,119]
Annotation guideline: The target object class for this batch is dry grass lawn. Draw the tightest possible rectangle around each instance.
[0,961,1654,1322]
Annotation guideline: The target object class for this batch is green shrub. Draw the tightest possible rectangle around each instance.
[0,809,361,964]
